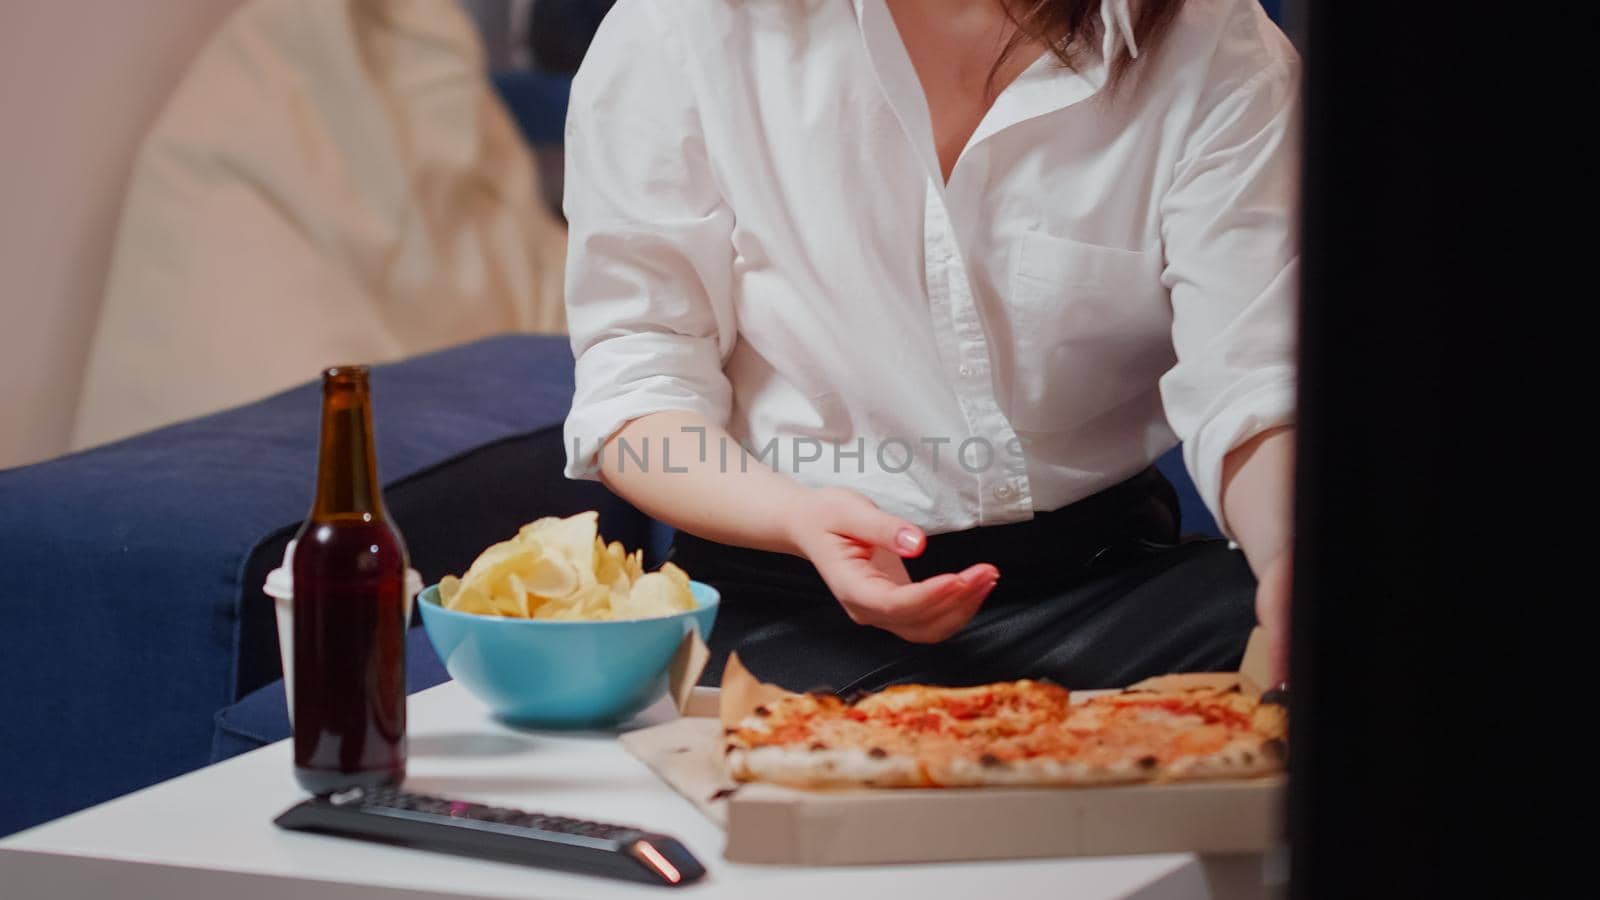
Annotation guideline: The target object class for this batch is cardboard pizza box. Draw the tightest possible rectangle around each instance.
[623,629,1284,873]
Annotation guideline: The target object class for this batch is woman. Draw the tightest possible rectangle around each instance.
[561,0,1298,690]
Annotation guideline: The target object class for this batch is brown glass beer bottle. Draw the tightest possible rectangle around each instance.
[291,366,408,794]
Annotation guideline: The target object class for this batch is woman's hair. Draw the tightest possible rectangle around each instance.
[995,0,1186,94]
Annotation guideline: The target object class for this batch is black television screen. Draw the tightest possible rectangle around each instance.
[1286,1,1546,896]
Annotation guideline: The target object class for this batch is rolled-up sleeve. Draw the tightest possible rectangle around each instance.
[560,0,737,480]
[1158,54,1301,536]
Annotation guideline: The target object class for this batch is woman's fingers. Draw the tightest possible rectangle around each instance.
[894,577,999,643]
[831,495,926,558]
[799,494,1000,642]
[833,571,952,628]
[885,563,994,613]
[864,572,962,611]
[851,564,998,639]
[921,565,998,628]
[908,576,992,640]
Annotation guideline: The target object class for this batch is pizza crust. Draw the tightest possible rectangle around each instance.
[928,754,1148,788]
[727,746,926,789]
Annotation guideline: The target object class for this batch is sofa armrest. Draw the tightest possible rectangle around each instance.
[0,334,643,836]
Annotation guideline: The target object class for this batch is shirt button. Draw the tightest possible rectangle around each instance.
[957,365,974,378]
[993,483,1016,501]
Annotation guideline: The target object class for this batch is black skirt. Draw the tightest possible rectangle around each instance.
[668,468,1257,692]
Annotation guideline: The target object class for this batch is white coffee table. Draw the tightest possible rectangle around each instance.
[0,681,1251,899]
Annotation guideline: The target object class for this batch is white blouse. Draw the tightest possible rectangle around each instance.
[562,0,1300,536]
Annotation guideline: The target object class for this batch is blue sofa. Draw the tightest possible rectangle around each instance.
[0,336,651,837]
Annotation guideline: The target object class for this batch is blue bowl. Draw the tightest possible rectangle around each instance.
[417,581,719,729]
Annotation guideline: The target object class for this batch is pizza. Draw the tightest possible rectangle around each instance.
[722,679,1287,789]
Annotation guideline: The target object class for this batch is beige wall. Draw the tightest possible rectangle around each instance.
[0,0,244,470]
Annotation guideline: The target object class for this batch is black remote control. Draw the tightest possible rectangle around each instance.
[274,786,706,887]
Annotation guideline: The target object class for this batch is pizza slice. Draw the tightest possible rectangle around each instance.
[723,680,1287,790]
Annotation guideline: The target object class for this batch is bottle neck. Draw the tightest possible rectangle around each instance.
[310,367,386,521]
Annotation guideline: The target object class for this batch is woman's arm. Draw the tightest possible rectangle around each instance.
[1156,50,1302,681]
[599,410,998,643]
[1220,426,1295,682]
[596,411,807,554]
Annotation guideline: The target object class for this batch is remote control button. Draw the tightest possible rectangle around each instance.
[328,787,366,806]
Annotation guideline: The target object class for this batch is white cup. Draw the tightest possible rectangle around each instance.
[263,539,422,721]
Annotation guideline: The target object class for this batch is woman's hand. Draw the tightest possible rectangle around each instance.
[598,413,996,643]
[785,487,998,643]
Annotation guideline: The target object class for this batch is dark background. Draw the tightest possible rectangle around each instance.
[1287,0,1566,895]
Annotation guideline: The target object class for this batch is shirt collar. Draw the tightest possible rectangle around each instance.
[851,0,1135,184]
[1100,0,1140,62]
[851,0,1138,61]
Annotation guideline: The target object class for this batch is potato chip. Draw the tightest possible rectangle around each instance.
[461,548,543,596]
[463,540,527,581]
[505,573,539,618]
[660,561,691,591]
[593,539,630,593]
[524,555,580,598]
[447,581,495,615]
[440,511,697,622]
[519,511,598,577]
[572,584,614,617]
[614,571,694,619]
[490,582,529,617]
[439,574,462,606]
[528,590,578,619]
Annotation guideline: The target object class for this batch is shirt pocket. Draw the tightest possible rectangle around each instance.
[1005,231,1174,433]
